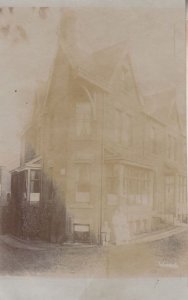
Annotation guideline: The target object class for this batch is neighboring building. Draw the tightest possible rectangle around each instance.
[144,90,187,227]
[0,166,11,205]
[10,84,44,238]
[0,166,11,234]
[10,12,187,245]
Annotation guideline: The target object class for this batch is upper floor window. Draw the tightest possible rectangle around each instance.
[30,169,41,204]
[165,175,175,213]
[123,166,152,206]
[114,110,133,146]
[167,134,177,161]
[122,114,133,146]
[150,126,157,154]
[75,163,91,202]
[75,101,92,138]
[36,127,42,155]
[177,176,186,204]
[49,115,55,150]
[114,110,121,142]
[106,164,119,195]
[183,139,186,164]
[30,170,41,194]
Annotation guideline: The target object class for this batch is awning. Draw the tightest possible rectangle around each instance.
[10,156,42,173]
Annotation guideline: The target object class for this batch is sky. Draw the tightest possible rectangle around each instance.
[0,4,186,169]
[0,8,61,168]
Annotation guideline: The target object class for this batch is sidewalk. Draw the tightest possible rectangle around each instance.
[0,225,187,251]
[129,225,188,244]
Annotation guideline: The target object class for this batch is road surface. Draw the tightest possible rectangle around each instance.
[0,230,188,277]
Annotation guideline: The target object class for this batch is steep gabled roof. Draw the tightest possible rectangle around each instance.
[144,88,185,133]
[79,41,128,86]
[144,89,176,123]
[32,81,48,120]
[59,39,128,91]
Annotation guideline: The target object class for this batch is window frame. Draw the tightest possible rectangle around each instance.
[75,163,91,203]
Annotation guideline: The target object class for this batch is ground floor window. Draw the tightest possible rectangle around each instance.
[129,218,150,235]
[165,175,175,214]
[123,166,153,205]
[176,175,187,222]
[106,164,119,195]
[73,224,90,243]
[177,176,186,205]
[30,169,41,203]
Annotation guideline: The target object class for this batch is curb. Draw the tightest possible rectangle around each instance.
[0,235,58,251]
[129,226,188,244]
[0,226,187,251]
[0,235,96,251]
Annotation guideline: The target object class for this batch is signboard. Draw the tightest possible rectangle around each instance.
[74,224,90,232]
[30,193,40,203]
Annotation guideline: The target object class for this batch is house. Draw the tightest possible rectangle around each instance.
[10,11,187,244]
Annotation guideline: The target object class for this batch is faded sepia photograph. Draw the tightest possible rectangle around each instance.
[0,0,186,287]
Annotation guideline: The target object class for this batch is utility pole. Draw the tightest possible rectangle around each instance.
[99,91,105,245]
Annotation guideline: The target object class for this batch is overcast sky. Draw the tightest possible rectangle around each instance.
[0,8,61,167]
[0,4,185,169]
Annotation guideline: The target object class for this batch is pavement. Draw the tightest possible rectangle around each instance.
[0,235,96,251]
[129,225,188,244]
[0,225,187,251]
[0,227,188,277]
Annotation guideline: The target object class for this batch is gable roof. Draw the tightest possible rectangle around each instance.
[59,39,129,91]
[144,89,175,122]
[79,41,128,86]
[144,88,185,133]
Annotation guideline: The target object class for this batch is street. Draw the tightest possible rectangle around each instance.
[0,230,188,277]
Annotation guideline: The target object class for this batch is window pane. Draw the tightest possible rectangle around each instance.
[30,179,40,193]
[76,102,92,138]
[76,164,91,193]
[30,170,41,193]
[31,170,41,180]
